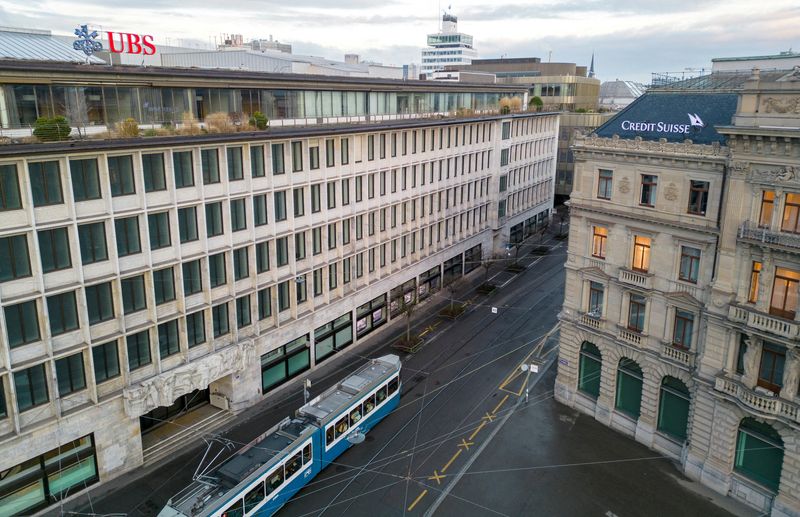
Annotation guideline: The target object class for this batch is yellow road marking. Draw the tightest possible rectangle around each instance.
[428,470,446,485]
[407,489,428,511]
[458,438,474,450]
[481,412,496,423]
[468,421,486,440]
[492,394,509,415]
[441,449,462,473]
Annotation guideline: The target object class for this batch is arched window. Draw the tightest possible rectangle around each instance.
[578,342,602,398]
[615,358,643,419]
[735,418,784,492]
[657,376,690,441]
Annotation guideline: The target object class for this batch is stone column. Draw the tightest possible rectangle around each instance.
[780,348,800,401]
[742,335,762,389]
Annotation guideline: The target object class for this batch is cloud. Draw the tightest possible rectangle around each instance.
[460,0,725,21]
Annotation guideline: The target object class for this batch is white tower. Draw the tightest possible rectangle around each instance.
[420,12,478,78]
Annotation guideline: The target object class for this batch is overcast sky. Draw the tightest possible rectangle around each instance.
[2,0,799,83]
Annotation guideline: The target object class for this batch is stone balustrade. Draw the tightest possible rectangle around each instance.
[618,327,643,346]
[739,220,800,251]
[661,343,695,368]
[618,268,653,290]
[728,304,800,340]
[714,376,800,425]
[579,313,604,330]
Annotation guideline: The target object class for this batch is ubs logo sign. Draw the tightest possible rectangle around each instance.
[73,25,157,57]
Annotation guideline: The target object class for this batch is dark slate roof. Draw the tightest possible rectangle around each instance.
[594,91,738,145]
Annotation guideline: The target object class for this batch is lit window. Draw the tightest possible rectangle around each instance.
[632,236,651,272]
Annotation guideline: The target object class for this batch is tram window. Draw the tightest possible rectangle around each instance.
[335,415,349,438]
[266,468,284,495]
[221,498,244,517]
[244,483,265,513]
[326,426,335,446]
[303,443,312,464]
[388,377,399,395]
[364,394,376,414]
[285,451,303,477]
[376,386,388,404]
[350,405,362,424]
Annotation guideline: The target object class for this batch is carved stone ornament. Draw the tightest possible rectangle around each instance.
[762,97,800,114]
[731,161,750,175]
[123,341,256,418]
[664,182,679,201]
[750,165,797,184]
[618,176,631,194]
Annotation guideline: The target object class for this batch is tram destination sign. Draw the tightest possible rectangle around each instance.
[73,24,157,57]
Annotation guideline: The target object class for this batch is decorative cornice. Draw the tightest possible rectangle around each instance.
[575,133,729,159]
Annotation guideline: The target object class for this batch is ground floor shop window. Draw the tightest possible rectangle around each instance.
[261,335,311,393]
[578,342,602,398]
[356,295,387,338]
[0,435,98,515]
[615,358,643,419]
[735,418,784,492]
[314,313,353,363]
[509,222,523,244]
[442,254,464,285]
[464,244,482,274]
[657,376,690,441]
[389,279,416,318]
[418,265,441,300]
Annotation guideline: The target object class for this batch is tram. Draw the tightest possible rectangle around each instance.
[158,354,401,517]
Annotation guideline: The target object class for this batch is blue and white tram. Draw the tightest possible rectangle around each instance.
[158,354,401,517]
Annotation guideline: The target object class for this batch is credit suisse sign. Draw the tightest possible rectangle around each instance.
[73,24,156,57]
[619,113,705,135]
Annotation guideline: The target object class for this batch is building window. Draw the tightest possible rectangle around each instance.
[258,287,272,320]
[293,187,305,218]
[749,261,762,303]
[253,194,268,226]
[588,282,604,317]
[250,145,265,177]
[153,267,176,304]
[56,352,86,396]
[158,320,180,358]
[173,151,194,188]
[311,184,321,213]
[327,182,336,209]
[276,237,289,267]
[341,138,349,165]
[230,198,247,232]
[201,148,220,184]
[121,275,146,314]
[47,291,79,336]
[274,191,287,221]
[759,191,775,228]
[70,158,101,201]
[209,252,227,288]
[292,141,303,172]
[108,155,135,196]
[271,143,285,174]
[631,236,651,272]
[14,363,48,411]
[578,342,602,399]
[325,139,335,167]
[687,180,709,215]
[233,247,249,280]
[640,174,657,206]
[657,377,690,441]
[85,282,114,324]
[329,263,338,290]
[679,246,701,283]
[627,294,646,333]
[260,335,311,393]
[597,169,613,200]
[615,358,643,419]
[142,153,166,192]
[227,147,244,181]
[758,342,786,394]
[0,234,31,281]
[0,163,22,210]
[256,241,270,273]
[295,232,306,261]
[313,268,323,297]
[296,275,307,304]
[500,148,509,166]
[309,145,320,170]
[591,226,607,259]
[781,192,800,233]
[770,267,799,319]
[5,300,40,347]
[341,178,350,206]
[38,227,71,272]
[314,313,353,363]
[278,280,290,312]
[212,303,230,338]
[114,216,141,258]
[186,311,206,347]
[673,309,694,349]
[92,341,120,382]
[30,161,63,206]
[126,330,151,370]
[182,259,203,295]
[236,295,252,329]
[78,222,107,265]
[178,206,199,243]
[502,121,511,140]
[205,202,224,237]
[735,418,784,492]
[148,212,171,249]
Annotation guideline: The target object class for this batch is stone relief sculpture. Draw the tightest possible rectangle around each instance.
[763,97,800,114]
[742,335,761,386]
[664,182,679,201]
[780,348,800,400]
[618,177,631,194]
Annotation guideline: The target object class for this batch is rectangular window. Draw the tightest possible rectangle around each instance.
[276,237,289,267]
[251,145,265,177]
[93,341,120,382]
[328,224,336,249]
[186,311,206,347]
[271,143,285,174]
[0,234,31,280]
[227,147,244,181]
[296,274,307,304]
[368,135,375,161]
[502,121,511,140]
[673,309,694,349]
[255,241,270,273]
[679,246,701,283]
[230,198,247,232]
[341,138,349,165]
[749,261,762,303]
[178,206,199,243]
[5,300,40,347]
[313,268,323,296]
[234,247,249,280]
[85,282,114,324]
[588,281,604,316]
[391,133,397,157]
[329,263,338,290]
[628,294,646,333]
[500,148,510,166]
[688,180,709,215]
[38,227,72,272]
[108,155,135,197]
[47,291,79,336]
[380,134,386,158]
[312,227,322,255]
[326,139,335,167]
[274,191,287,221]
[292,141,303,171]
[30,161,63,206]
[640,174,657,207]
[341,178,350,205]
[327,182,336,209]
[758,342,786,393]
[121,275,146,314]
[759,191,775,228]
[293,187,305,217]
[201,148,220,184]
[368,173,375,199]
[209,252,227,288]
[295,232,306,261]
[205,202,224,237]
[14,363,48,411]
[56,352,86,396]
[591,226,607,259]
[115,216,141,256]
[309,146,320,170]
[253,194,268,226]
[236,295,251,329]
[0,163,22,210]
[278,280,290,312]
[632,236,651,272]
[158,319,180,358]
[781,192,800,233]
[597,169,613,200]
[127,330,151,370]
[258,288,272,320]
[153,267,176,304]
[182,259,203,295]
[70,158,101,201]
[770,267,800,319]
[143,153,166,192]
[173,151,194,188]
[148,212,171,249]
[356,176,363,202]
[213,303,230,337]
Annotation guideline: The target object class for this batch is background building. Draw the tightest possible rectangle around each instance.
[712,50,800,72]
[554,112,614,203]
[420,13,478,78]
[598,80,646,110]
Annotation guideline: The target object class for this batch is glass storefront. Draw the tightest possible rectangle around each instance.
[356,295,387,338]
[442,254,464,285]
[389,278,417,318]
[314,313,353,363]
[463,244,482,274]
[418,265,441,300]
[261,335,311,393]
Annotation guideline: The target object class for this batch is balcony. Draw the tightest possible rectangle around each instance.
[579,313,604,331]
[618,268,653,290]
[618,327,643,346]
[661,343,695,368]
[714,376,799,425]
[728,304,800,340]
[738,221,800,253]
